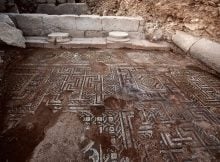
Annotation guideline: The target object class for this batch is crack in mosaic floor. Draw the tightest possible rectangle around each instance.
[0,49,220,162]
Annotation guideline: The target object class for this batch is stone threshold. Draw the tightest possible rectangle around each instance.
[25,37,170,51]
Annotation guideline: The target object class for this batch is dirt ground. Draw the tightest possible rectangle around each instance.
[86,0,220,42]
[0,48,220,161]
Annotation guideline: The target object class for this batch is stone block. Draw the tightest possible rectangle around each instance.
[42,15,77,35]
[25,37,47,48]
[76,15,102,31]
[0,22,26,48]
[85,31,107,38]
[107,40,132,49]
[14,14,45,36]
[102,16,141,32]
[47,0,56,4]
[190,38,220,73]
[37,4,57,15]
[60,38,107,49]
[57,3,88,15]
[72,3,88,15]
[0,14,15,27]
[36,3,88,15]
[57,0,66,4]
[56,3,73,14]
[172,30,200,52]
[67,0,75,2]
[24,36,171,51]
[48,32,71,43]
[128,32,145,39]
[65,30,84,38]
[36,0,47,3]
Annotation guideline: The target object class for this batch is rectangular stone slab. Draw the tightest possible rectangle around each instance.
[42,15,77,35]
[85,31,107,38]
[102,16,142,32]
[76,15,102,31]
[60,38,107,48]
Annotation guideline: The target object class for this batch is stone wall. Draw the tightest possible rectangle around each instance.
[35,0,89,15]
[8,14,145,39]
[0,0,19,13]
[36,3,89,15]
[0,0,88,15]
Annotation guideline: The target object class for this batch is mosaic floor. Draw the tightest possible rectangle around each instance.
[1,48,220,162]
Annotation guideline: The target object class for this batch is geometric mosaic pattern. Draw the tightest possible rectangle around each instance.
[2,49,220,161]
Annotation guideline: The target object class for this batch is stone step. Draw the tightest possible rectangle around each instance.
[25,37,170,51]
[48,32,71,43]
[61,38,106,49]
